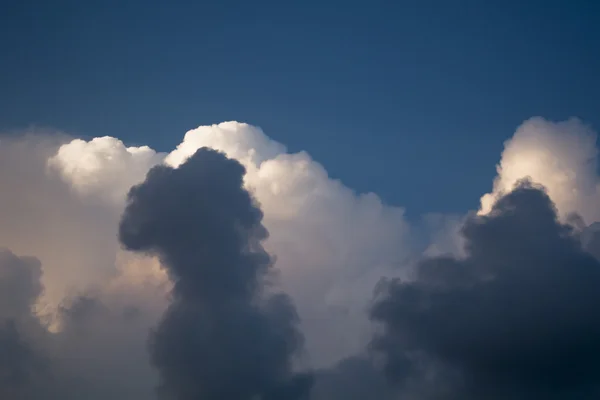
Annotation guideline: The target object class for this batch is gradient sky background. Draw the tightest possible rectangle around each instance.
[2,0,599,217]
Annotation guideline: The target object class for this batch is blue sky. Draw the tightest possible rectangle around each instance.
[2,0,599,216]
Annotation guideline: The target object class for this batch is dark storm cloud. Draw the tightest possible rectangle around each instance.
[370,180,600,399]
[0,249,49,398]
[0,249,43,319]
[582,222,600,261]
[58,295,107,325]
[309,356,393,400]
[119,148,312,400]
[0,320,46,397]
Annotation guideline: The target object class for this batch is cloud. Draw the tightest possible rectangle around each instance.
[50,292,162,400]
[2,117,600,399]
[0,132,167,399]
[0,248,165,400]
[0,249,48,399]
[0,249,43,320]
[582,222,600,260]
[0,134,124,311]
[119,147,312,400]
[310,357,394,400]
[420,213,467,258]
[48,136,164,203]
[371,181,600,399]
[52,121,413,366]
[480,117,600,223]
[0,122,407,398]
[164,123,414,366]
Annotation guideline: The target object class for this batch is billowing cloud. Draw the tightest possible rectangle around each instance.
[0,135,123,311]
[1,117,600,399]
[371,181,600,399]
[0,133,166,399]
[48,136,164,203]
[480,117,600,223]
[51,121,413,366]
[0,249,165,400]
[164,123,413,366]
[119,147,312,400]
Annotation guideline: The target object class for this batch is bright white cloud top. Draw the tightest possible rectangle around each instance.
[480,117,600,223]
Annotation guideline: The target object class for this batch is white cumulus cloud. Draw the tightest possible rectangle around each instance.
[48,136,165,203]
[480,117,600,223]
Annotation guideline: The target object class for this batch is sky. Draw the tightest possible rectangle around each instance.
[2,0,599,216]
[2,1,600,400]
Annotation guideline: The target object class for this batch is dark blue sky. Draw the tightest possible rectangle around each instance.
[2,0,599,217]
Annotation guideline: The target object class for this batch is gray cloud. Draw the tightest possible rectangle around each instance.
[0,133,163,399]
[0,249,43,320]
[0,248,159,400]
[310,356,394,400]
[0,320,46,398]
[0,249,52,399]
[370,180,600,399]
[582,222,600,261]
[3,119,600,400]
[119,147,312,400]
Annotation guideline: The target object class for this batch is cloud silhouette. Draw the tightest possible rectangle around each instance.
[119,147,312,400]
[371,180,600,399]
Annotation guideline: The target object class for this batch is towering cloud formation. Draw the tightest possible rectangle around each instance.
[119,148,312,400]
[372,181,600,399]
[1,117,600,399]
[52,121,411,366]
